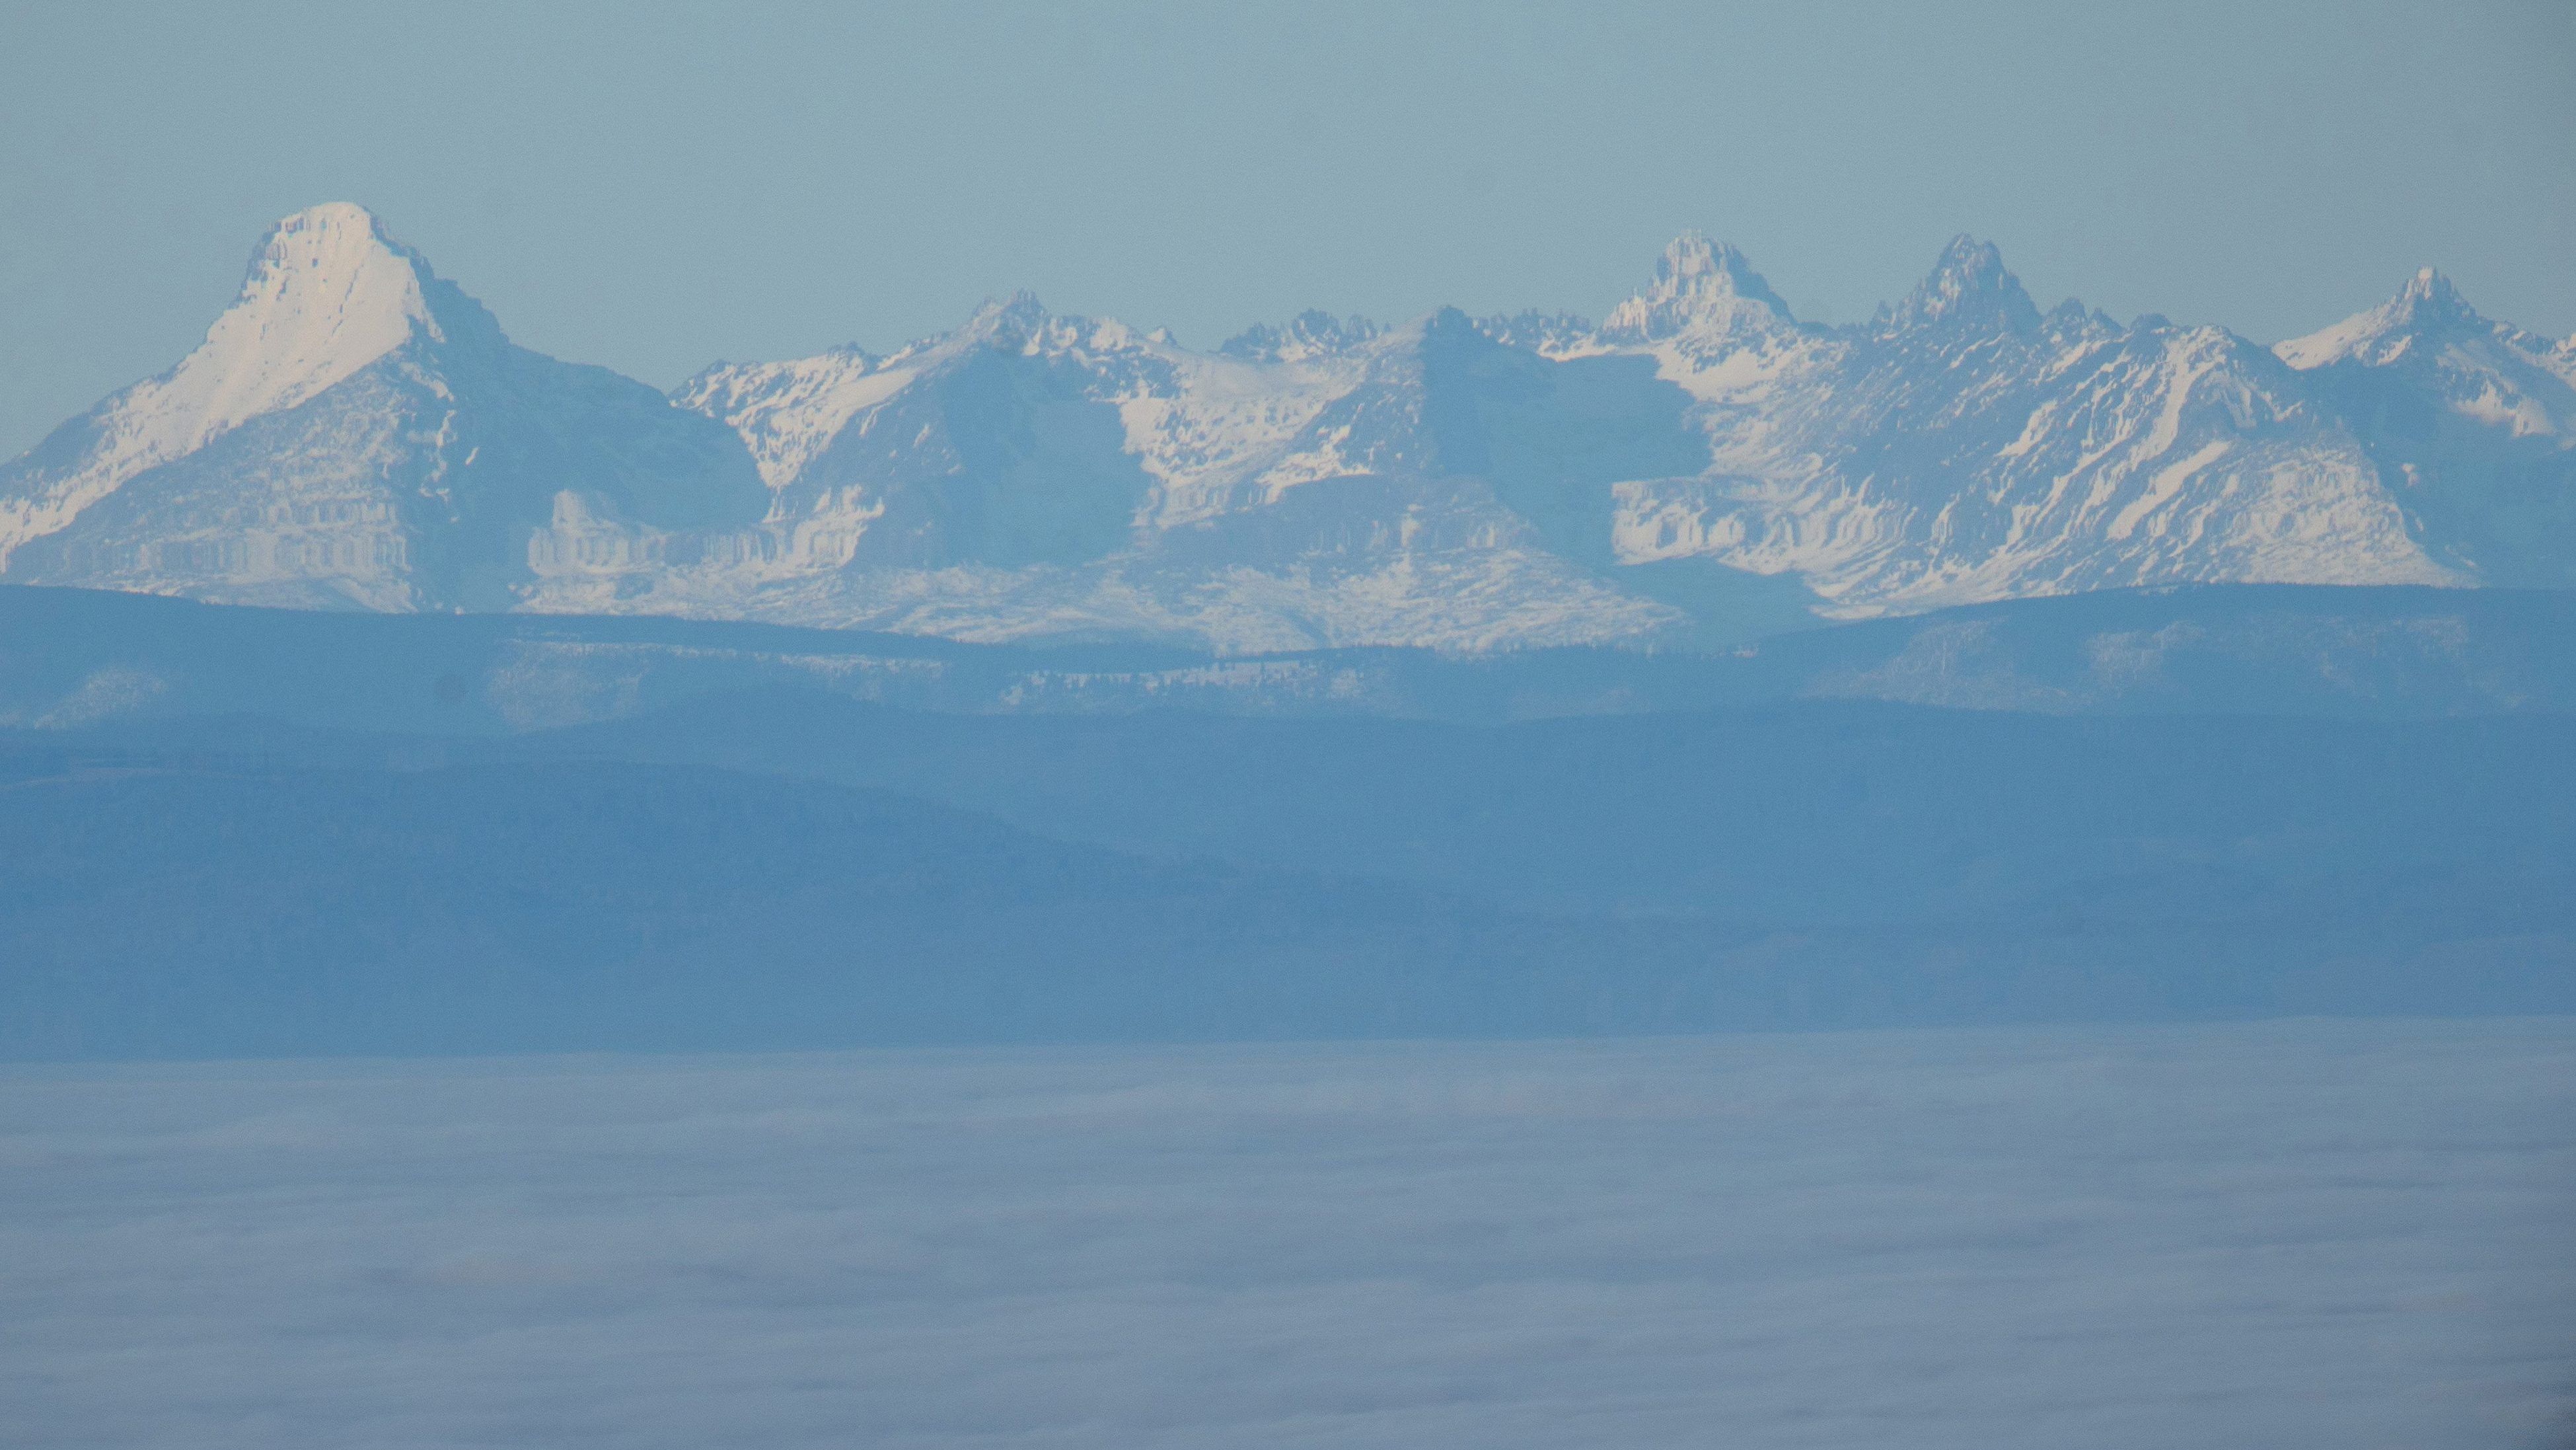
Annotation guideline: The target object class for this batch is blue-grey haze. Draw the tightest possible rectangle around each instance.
[1,0,2571,462]
[3,9,2571,1430]
[5,1019,2571,1449]
[9,583,2576,1060]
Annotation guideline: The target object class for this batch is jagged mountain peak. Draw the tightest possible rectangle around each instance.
[1600,232,1795,344]
[1656,233,1775,295]
[953,289,1053,346]
[0,203,470,565]
[2,202,765,601]
[169,204,447,441]
[2275,266,2491,370]
[225,202,510,355]
[9,206,2563,648]
[939,291,1198,364]
[244,202,410,280]
[1219,309,1383,363]
[2042,296,2123,340]
[2271,264,2576,587]
[248,202,410,279]
[1882,234,2042,335]
[2380,267,2484,334]
[1474,309,1596,356]
[2398,265,2466,310]
[1924,233,2006,286]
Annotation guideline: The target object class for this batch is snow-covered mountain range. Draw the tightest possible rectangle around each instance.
[0,206,766,614]
[5,204,2569,650]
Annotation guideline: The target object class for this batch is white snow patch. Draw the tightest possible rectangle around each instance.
[0,204,430,562]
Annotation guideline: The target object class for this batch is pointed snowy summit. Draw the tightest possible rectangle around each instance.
[1600,233,1795,343]
[0,203,459,563]
[2273,265,2576,586]
[2276,266,2484,370]
[5,208,2565,646]
[70,203,441,458]
[1885,235,2042,334]
[0,202,764,607]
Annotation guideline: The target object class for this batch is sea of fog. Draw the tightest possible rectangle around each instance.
[5,1018,2571,1449]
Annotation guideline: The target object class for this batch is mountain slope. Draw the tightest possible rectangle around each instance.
[2277,268,2576,587]
[0,204,767,611]
[613,232,2480,644]
[12,577,2576,736]
[0,750,1686,1057]
[5,208,2565,648]
[1610,237,2452,615]
[9,694,2570,1059]
[597,297,1699,651]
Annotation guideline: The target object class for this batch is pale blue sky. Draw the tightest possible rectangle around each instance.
[2,0,2571,458]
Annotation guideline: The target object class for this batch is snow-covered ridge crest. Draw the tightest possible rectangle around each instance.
[181,202,439,436]
[1600,232,1796,344]
[675,346,910,491]
[1616,239,2460,613]
[1881,234,2042,334]
[0,202,434,564]
[2274,266,2575,438]
[7,207,2569,650]
[2269,266,2576,584]
[537,229,2511,638]
[1220,311,1383,364]
[2275,267,2470,370]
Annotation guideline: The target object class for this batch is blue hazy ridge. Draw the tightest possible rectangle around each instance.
[9,582,2576,728]
[3,584,2571,1057]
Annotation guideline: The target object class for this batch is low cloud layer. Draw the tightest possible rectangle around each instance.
[4,1019,2572,1449]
